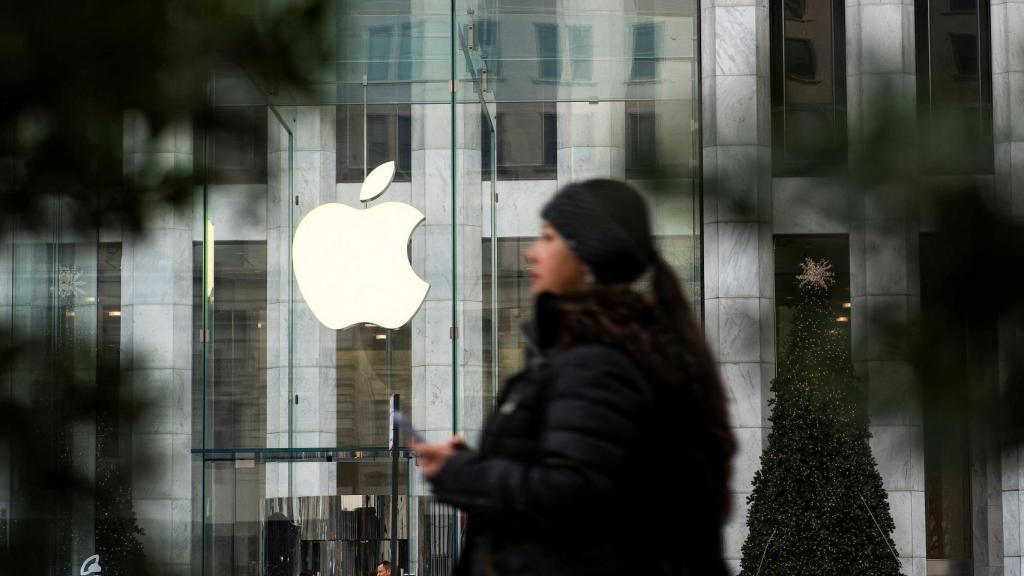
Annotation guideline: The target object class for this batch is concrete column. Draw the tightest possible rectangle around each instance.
[993,4,1024,574]
[266,106,338,498]
[701,0,773,573]
[846,2,924,574]
[121,116,193,576]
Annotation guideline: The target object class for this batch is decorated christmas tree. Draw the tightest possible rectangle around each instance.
[739,258,902,576]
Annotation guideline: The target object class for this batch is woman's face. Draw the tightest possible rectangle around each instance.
[524,222,588,296]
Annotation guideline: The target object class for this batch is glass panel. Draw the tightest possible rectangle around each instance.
[1,201,120,572]
[631,22,658,80]
[772,0,846,174]
[917,0,993,173]
[197,1,702,574]
[337,105,413,183]
[536,24,561,80]
[569,25,593,81]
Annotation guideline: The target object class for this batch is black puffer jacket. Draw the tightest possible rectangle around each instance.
[430,295,728,576]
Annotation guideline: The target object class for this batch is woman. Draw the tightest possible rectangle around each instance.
[411,179,734,576]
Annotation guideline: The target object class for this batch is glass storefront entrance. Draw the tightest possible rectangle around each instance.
[0,2,700,575]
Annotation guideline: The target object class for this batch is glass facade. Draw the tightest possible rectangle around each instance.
[0,2,701,575]
[915,0,993,173]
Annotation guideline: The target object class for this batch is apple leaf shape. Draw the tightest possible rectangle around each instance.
[292,202,429,330]
[360,161,396,202]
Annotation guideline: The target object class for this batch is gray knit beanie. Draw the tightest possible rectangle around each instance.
[540,179,656,284]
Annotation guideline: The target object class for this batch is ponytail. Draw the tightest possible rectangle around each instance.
[651,256,736,519]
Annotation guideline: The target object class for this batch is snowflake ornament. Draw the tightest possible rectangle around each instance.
[795,257,835,289]
[58,265,85,301]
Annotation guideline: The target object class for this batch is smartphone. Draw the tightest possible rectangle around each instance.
[392,409,426,443]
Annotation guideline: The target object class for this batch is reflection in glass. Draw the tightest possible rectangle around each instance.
[915,0,992,173]
[569,26,593,82]
[337,105,412,183]
[368,26,393,82]
[336,326,411,448]
[771,0,846,173]
[626,101,658,177]
[481,103,557,181]
[535,24,560,81]
[631,23,658,80]
[192,242,268,450]
[475,19,501,78]
[207,106,268,185]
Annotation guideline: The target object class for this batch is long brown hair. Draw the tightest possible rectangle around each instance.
[555,257,735,520]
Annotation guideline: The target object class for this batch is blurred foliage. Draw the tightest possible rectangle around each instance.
[0,0,330,232]
[0,0,331,574]
[702,102,1024,444]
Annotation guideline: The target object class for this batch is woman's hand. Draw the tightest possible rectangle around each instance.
[410,436,467,479]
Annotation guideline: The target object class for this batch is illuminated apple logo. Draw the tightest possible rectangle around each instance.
[292,161,428,330]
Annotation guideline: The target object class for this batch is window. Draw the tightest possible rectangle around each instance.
[569,25,592,81]
[785,0,806,19]
[203,106,268,185]
[191,241,268,449]
[368,25,393,81]
[396,22,413,81]
[770,0,846,175]
[337,105,412,183]
[784,37,817,82]
[915,0,992,173]
[475,19,501,78]
[919,234,991,571]
[536,24,560,80]
[631,23,658,80]
[481,102,557,180]
[626,101,658,177]
[625,100,691,178]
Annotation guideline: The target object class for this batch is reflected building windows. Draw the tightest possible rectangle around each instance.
[204,106,268,185]
[481,102,557,180]
[337,104,412,183]
[368,25,393,81]
[784,37,816,82]
[367,23,415,81]
[915,0,992,173]
[569,25,592,82]
[770,0,846,174]
[631,23,658,80]
[535,23,561,81]
[397,22,413,81]
[191,242,268,449]
[625,100,693,178]
[626,101,658,177]
[475,19,501,78]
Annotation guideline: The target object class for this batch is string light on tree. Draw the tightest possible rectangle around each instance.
[738,258,902,576]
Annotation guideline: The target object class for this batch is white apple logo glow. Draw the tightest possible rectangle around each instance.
[292,161,428,330]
